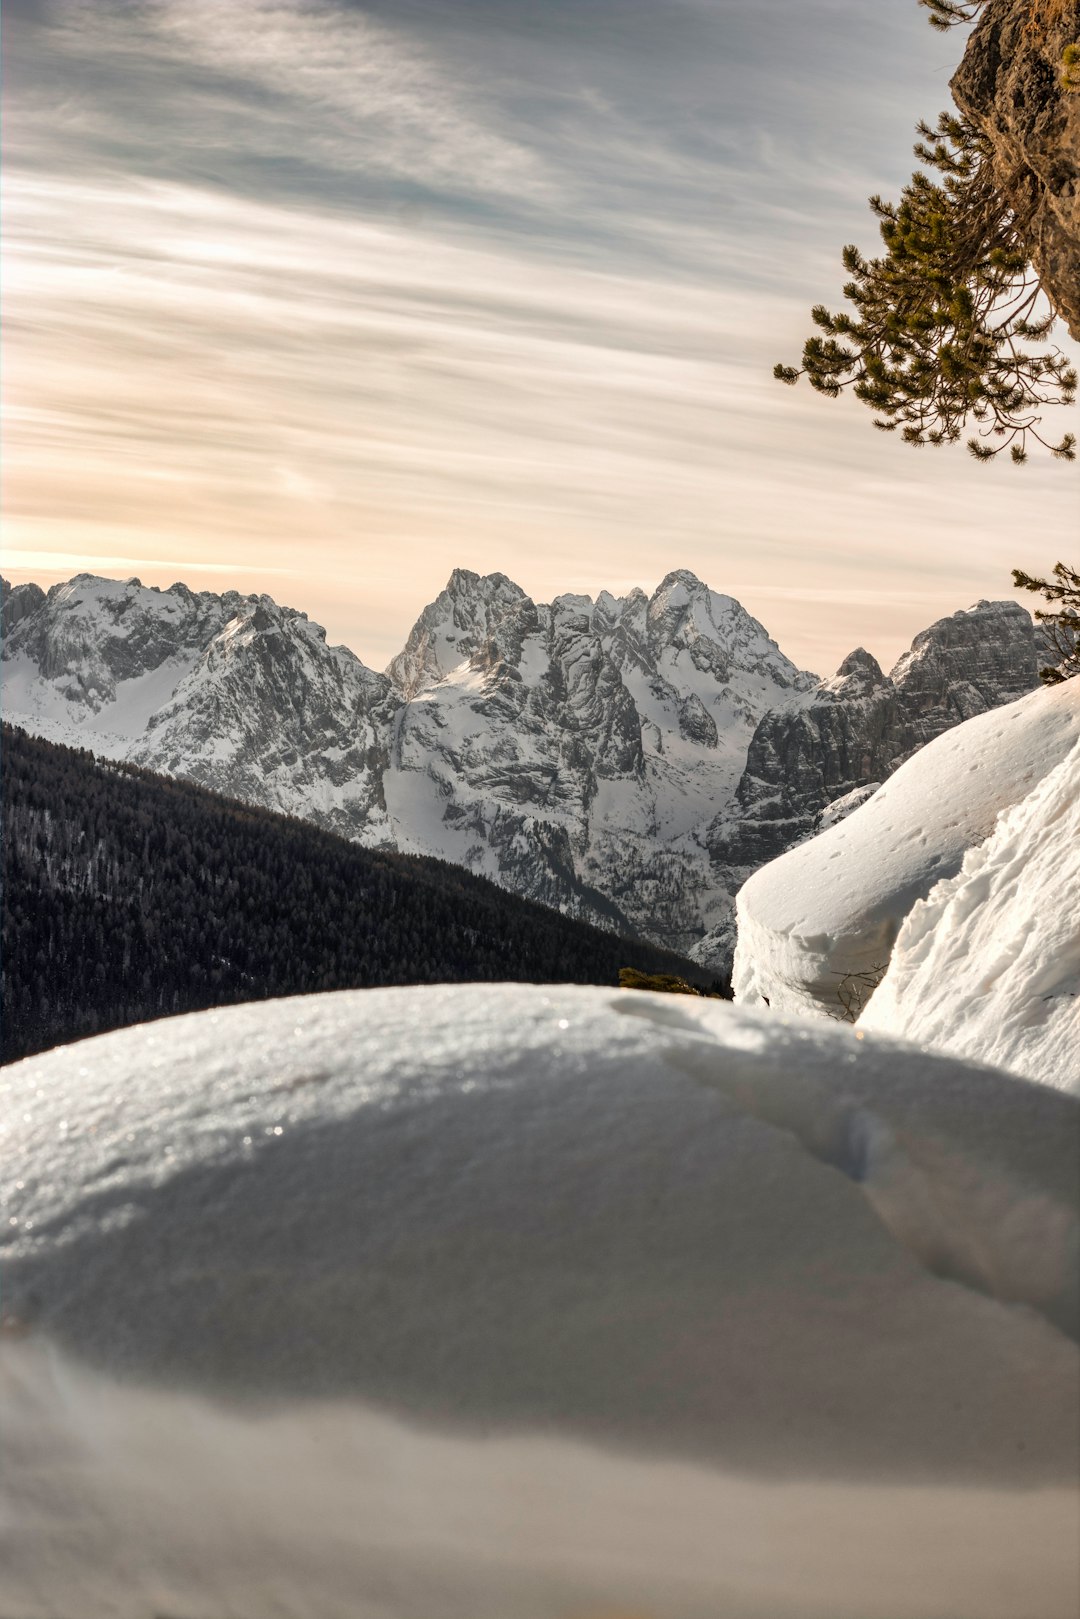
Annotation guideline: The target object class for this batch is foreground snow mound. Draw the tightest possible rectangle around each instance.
[1,984,1078,1619]
[861,735,1080,1092]
[733,679,1080,1020]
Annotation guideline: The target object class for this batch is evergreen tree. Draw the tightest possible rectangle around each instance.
[1012,561,1080,681]
[776,2,1078,462]
[0,726,728,1064]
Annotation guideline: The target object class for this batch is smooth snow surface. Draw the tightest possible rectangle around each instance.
[733,679,1080,1020]
[2,983,1078,1619]
[862,735,1080,1092]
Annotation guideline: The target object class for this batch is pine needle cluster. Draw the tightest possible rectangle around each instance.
[919,0,989,28]
[920,1,1077,33]
[775,111,1077,462]
[1012,562,1080,682]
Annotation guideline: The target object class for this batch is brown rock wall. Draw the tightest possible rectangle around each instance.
[951,0,1080,338]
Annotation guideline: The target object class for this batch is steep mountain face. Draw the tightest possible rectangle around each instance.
[385,569,816,949]
[386,569,528,699]
[951,0,1080,341]
[2,576,393,843]
[139,602,392,842]
[709,601,1040,873]
[1,571,1039,967]
[1,580,46,635]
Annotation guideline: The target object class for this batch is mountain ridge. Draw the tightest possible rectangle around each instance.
[1,570,1040,967]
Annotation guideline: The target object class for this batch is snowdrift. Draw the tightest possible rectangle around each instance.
[732,678,1080,1022]
[2,983,1078,1619]
[861,735,1080,1091]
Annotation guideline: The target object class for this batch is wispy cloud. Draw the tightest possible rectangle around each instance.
[4,1,1078,675]
[2,551,297,578]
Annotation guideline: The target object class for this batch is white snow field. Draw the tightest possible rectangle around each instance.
[2,983,1078,1619]
[732,678,1080,1022]
[861,735,1080,1091]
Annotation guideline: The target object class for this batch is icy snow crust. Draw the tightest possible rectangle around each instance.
[2,984,1079,1618]
[862,735,1080,1090]
[733,679,1080,1019]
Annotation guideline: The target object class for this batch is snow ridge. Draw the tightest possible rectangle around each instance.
[861,733,1080,1090]
[732,679,1080,1051]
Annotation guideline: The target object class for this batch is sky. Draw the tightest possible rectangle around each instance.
[4,0,1078,678]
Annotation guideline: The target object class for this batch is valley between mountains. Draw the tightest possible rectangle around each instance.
[1,568,1042,968]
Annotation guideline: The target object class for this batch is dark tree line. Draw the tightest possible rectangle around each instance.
[1,726,724,1064]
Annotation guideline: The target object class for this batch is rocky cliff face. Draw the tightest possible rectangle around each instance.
[1,579,46,636]
[951,0,1080,339]
[386,569,528,700]
[384,569,817,950]
[709,600,1040,873]
[1,573,1038,969]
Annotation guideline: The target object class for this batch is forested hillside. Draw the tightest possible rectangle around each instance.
[2,727,722,1064]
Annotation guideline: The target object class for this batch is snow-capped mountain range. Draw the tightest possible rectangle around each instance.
[0,569,1041,965]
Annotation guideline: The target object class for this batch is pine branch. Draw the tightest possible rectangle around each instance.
[776,112,1076,462]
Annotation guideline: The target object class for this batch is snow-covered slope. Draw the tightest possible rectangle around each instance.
[2,983,1078,1618]
[861,734,1080,1091]
[733,679,1080,1021]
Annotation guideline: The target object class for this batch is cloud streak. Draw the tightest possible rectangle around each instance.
[4,1,1078,674]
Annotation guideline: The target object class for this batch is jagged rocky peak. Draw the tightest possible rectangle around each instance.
[1,577,46,635]
[592,587,645,634]
[821,648,887,700]
[646,568,734,655]
[2,573,244,699]
[709,598,1041,876]
[1,573,392,846]
[646,569,816,691]
[386,569,529,698]
[889,599,1038,729]
[598,588,651,675]
[550,592,596,629]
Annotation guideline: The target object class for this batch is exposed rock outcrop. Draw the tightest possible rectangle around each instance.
[709,601,1040,871]
[1,579,46,636]
[951,0,1080,339]
[386,568,527,699]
